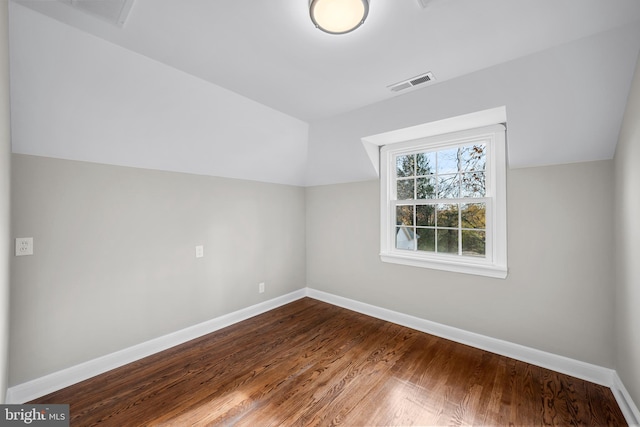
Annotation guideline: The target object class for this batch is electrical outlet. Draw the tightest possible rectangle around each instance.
[259,282,265,293]
[195,245,204,258]
[15,237,34,256]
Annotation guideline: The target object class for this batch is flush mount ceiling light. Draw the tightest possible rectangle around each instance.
[309,0,369,35]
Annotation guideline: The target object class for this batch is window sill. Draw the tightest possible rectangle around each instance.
[380,252,508,279]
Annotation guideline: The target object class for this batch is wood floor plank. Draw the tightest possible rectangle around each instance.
[30,298,628,426]
[289,326,420,426]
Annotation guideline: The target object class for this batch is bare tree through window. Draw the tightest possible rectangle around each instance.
[394,144,486,257]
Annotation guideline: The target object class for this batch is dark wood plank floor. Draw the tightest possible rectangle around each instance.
[31,298,626,426]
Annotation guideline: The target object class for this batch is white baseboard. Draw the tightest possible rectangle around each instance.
[305,289,613,386]
[612,371,640,427]
[306,288,640,426]
[5,289,307,404]
[7,286,639,427]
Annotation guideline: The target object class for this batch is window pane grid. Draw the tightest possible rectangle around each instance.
[392,142,488,258]
[381,124,506,277]
[394,143,486,202]
[394,205,487,255]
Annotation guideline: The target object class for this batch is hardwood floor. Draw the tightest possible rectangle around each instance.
[31,298,626,426]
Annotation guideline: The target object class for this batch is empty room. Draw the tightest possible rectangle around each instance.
[1,0,640,425]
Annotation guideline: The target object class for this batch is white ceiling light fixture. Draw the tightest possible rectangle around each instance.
[310,0,369,35]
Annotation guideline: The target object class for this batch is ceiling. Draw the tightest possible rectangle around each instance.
[8,0,640,187]
[14,0,640,122]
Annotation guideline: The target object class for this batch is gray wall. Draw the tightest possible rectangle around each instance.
[614,52,640,407]
[10,154,306,386]
[1,0,10,403]
[307,161,615,367]
[6,10,638,405]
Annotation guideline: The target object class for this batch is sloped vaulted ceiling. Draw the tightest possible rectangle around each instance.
[8,0,640,186]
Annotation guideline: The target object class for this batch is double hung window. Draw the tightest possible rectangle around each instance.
[380,124,507,278]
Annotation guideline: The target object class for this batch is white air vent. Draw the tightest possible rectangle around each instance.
[58,0,135,27]
[388,72,435,92]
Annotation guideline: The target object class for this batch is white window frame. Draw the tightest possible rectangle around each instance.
[380,124,507,278]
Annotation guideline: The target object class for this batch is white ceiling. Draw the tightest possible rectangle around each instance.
[8,0,640,186]
[15,0,640,122]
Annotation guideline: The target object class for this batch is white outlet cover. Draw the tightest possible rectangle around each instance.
[15,237,34,256]
[195,245,204,258]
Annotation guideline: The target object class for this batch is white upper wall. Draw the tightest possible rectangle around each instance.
[8,2,640,187]
[306,21,640,186]
[9,2,309,186]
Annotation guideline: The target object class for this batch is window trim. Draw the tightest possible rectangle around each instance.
[380,124,508,278]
